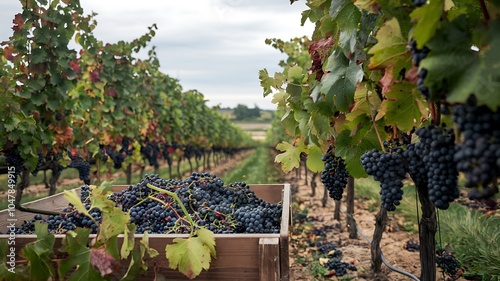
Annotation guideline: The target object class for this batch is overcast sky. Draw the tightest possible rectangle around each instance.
[0,0,314,109]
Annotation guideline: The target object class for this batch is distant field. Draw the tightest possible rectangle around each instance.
[233,122,271,141]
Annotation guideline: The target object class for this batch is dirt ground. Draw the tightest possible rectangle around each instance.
[282,168,467,281]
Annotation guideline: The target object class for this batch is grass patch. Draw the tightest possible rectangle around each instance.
[439,204,500,281]
[221,146,281,184]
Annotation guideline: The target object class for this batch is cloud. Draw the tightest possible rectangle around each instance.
[0,0,314,109]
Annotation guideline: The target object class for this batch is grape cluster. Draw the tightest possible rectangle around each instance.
[320,145,349,201]
[316,241,357,276]
[141,141,160,168]
[361,143,406,211]
[5,151,25,178]
[105,148,125,169]
[412,0,427,6]
[452,98,500,199]
[403,143,428,188]
[437,251,462,277]
[31,153,44,177]
[414,125,459,209]
[69,154,91,185]
[16,173,283,235]
[408,39,431,99]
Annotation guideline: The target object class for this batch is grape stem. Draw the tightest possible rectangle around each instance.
[146,183,197,235]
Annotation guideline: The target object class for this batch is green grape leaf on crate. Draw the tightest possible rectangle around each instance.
[21,222,56,281]
[64,189,93,221]
[166,228,216,279]
[59,228,103,281]
[121,224,136,259]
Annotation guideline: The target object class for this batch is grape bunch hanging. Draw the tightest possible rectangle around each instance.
[361,142,406,211]
[320,145,349,201]
[452,97,500,200]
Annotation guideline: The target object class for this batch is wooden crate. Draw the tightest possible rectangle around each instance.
[0,184,291,281]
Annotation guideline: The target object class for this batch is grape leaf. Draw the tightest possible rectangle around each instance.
[90,248,120,277]
[287,65,304,83]
[368,17,408,69]
[121,224,136,259]
[0,240,30,280]
[20,222,55,281]
[275,141,307,172]
[375,82,428,132]
[410,0,445,48]
[306,145,324,173]
[335,119,386,178]
[59,228,102,281]
[320,48,363,112]
[63,189,93,223]
[165,228,216,279]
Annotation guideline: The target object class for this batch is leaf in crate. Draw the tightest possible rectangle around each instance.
[120,251,142,281]
[21,221,56,281]
[97,204,129,245]
[139,231,159,260]
[90,248,120,277]
[166,230,216,279]
[121,224,136,259]
[121,232,159,281]
[64,189,93,220]
[194,228,216,258]
[59,228,102,281]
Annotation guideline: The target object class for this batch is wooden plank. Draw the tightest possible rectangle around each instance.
[259,237,280,281]
[279,184,291,281]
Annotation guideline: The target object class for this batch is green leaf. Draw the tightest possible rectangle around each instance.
[321,48,363,112]
[306,145,324,172]
[275,141,307,172]
[64,189,94,222]
[410,0,445,48]
[193,228,216,258]
[121,224,136,259]
[139,232,159,260]
[375,82,428,132]
[0,240,29,280]
[335,121,386,178]
[368,17,408,69]
[165,231,216,279]
[330,0,361,33]
[21,222,56,281]
[3,116,20,132]
[31,48,47,64]
[287,65,304,83]
[59,228,102,281]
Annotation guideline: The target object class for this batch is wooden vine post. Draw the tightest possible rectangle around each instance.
[346,176,357,239]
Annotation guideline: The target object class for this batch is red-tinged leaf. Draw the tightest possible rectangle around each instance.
[90,248,120,277]
[4,45,15,61]
[379,64,395,95]
[405,65,419,84]
[90,70,100,83]
[69,60,81,74]
[12,13,24,32]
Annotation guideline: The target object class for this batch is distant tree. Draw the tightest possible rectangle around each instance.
[233,104,261,120]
